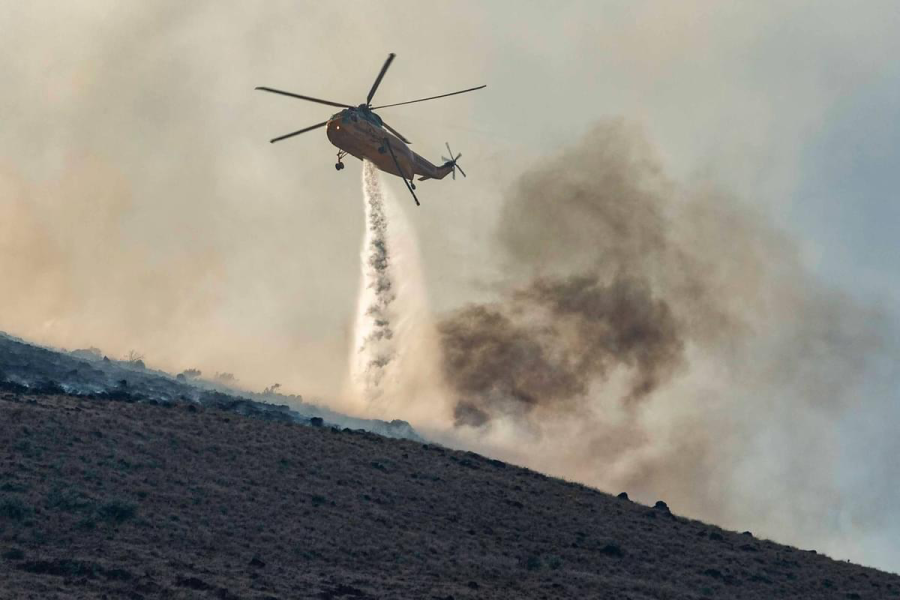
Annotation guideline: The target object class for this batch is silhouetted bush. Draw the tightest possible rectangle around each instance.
[214,372,237,384]
[0,497,30,521]
[249,555,266,568]
[70,347,102,361]
[97,499,137,523]
[45,486,89,512]
[2,548,24,560]
[125,351,145,369]
[600,543,625,558]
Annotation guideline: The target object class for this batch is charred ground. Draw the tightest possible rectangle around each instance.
[0,390,897,599]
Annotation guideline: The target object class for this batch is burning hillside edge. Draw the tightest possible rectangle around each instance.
[0,331,421,441]
[354,121,899,571]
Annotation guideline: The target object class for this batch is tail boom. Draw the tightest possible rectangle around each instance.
[416,161,455,181]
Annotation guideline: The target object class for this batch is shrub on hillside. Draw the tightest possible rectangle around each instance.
[0,497,30,521]
[214,372,237,384]
[125,351,145,369]
[177,369,202,381]
[45,486,90,512]
[97,500,137,523]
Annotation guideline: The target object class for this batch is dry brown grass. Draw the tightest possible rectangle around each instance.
[0,391,897,599]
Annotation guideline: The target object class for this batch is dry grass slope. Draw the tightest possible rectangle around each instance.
[1,391,897,599]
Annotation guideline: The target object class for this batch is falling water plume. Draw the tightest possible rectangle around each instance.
[351,161,397,402]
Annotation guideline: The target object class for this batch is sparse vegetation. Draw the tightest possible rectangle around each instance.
[13,439,35,456]
[545,554,563,570]
[0,482,27,493]
[0,392,897,598]
[125,350,145,369]
[0,497,30,521]
[177,368,202,381]
[96,499,137,523]
[214,372,237,384]
[600,543,625,558]
[75,515,97,530]
[2,548,24,560]
[70,347,103,360]
[45,486,89,512]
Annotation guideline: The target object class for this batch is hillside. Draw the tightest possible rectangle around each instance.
[0,332,420,441]
[1,390,897,599]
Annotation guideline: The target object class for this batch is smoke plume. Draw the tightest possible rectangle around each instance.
[439,120,715,423]
[442,274,685,426]
[432,120,898,563]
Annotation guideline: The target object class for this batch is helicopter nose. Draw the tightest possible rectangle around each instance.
[326,118,344,143]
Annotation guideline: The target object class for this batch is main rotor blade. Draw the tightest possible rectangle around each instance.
[269,121,327,143]
[371,84,486,110]
[366,53,396,107]
[382,121,410,144]
[255,87,352,108]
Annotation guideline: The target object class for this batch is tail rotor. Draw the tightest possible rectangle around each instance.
[441,142,466,180]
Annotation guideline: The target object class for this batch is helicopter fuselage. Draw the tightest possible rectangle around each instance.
[257,52,482,204]
[326,107,453,181]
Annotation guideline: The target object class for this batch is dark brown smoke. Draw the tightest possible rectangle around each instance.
[434,120,895,561]
[441,274,684,425]
[439,120,700,425]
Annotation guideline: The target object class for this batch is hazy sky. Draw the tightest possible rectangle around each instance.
[2,1,899,571]
[3,1,897,392]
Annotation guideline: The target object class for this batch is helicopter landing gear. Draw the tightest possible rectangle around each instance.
[410,183,416,190]
[335,150,347,171]
[335,162,344,171]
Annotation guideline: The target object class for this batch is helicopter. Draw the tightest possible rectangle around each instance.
[256,53,485,205]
